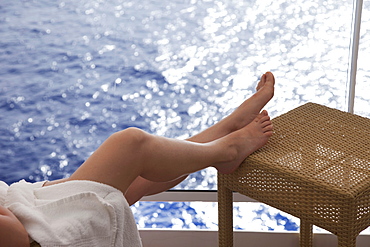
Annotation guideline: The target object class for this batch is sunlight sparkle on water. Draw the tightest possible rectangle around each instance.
[2,0,370,233]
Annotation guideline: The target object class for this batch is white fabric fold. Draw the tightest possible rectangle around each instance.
[4,180,142,247]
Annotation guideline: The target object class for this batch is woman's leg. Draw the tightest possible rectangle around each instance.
[56,111,272,194]
[45,72,274,201]
[124,72,275,204]
[187,71,274,143]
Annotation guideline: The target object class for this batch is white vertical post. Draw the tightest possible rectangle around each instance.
[348,0,364,113]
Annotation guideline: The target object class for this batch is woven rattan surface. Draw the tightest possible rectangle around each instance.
[218,103,370,247]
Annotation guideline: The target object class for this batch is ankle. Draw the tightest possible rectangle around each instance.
[212,138,239,164]
[212,144,239,174]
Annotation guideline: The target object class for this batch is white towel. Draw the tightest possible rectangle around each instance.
[4,179,142,247]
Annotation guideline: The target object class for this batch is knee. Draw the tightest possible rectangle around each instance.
[112,127,149,148]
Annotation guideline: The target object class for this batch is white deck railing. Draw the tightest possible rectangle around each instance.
[141,191,370,247]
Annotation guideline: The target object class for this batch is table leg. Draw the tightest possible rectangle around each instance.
[300,220,313,247]
[338,234,356,247]
[218,178,233,247]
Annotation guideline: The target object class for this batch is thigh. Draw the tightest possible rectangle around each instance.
[47,131,142,194]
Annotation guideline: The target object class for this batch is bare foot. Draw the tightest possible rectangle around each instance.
[223,71,275,132]
[213,110,273,174]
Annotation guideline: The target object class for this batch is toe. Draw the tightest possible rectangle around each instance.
[256,73,266,91]
[265,71,275,84]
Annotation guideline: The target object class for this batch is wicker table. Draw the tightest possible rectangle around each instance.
[218,103,370,247]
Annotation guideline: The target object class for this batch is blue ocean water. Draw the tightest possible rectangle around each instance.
[1,0,368,232]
